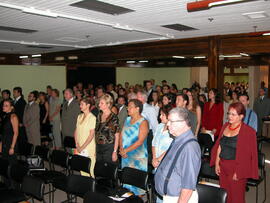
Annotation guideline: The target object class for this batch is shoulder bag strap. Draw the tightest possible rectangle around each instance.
[163,138,197,195]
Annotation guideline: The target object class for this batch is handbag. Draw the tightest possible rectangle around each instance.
[26,155,45,170]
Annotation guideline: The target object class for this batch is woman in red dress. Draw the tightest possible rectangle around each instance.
[210,102,258,203]
[201,88,224,138]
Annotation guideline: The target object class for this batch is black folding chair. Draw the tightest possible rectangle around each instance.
[247,152,266,203]
[121,167,151,203]
[199,159,219,181]
[94,160,119,194]
[0,175,45,203]
[52,154,95,202]
[197,183,227,203]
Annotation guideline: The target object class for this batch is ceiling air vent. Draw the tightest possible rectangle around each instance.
[162,24,198,32]
[0,26,37,33]
[70,0,134,15]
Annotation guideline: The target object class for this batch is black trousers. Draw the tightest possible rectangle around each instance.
[96,143,118,165]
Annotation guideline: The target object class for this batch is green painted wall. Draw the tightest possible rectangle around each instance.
[116,67,191,89]
[224,75,249,84]
[0,65,66,99]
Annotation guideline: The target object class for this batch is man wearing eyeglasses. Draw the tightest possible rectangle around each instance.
[155,107,201,203]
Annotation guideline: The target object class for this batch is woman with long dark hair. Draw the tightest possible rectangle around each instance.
[1,99,19,163]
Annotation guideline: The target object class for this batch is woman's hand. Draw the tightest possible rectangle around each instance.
[77,146,82,153]
[119,148,127,158]
[232,173,238,181]
[112,152,118,162]
[212,129,217,135]
[9,148,14,155]
[152,158,160,168]
[215,163,220,176]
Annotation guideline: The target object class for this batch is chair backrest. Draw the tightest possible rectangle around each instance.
[197,183,227,203]
[50,150,69,169]
[8,162,29,183]
[63,136,76,149]
[199,160,219,180]
[66,175,96,197]
[68,155,91,173]
[94,161,118,181]
[121,167,148,190]
[22,175,45,201]
[0,157,9,178]
[19,142,34,156]
[34,145,50,161]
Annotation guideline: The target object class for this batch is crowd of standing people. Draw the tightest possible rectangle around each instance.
[0,78,266,203]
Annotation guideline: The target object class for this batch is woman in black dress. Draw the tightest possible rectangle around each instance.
[39,92,51,145]
[1,99,19,163]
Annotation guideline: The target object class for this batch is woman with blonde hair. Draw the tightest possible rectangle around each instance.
[95,94,120,164]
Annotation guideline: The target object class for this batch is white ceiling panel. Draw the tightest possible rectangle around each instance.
[0,0,269,54]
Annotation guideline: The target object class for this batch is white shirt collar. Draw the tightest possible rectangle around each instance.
[29,101,34,106]
[68,97,74,105]
[16,96,21,101]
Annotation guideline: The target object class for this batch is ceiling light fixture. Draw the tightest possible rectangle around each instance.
[240,52,249,56]
[113,23,133,31]
[31,54,41,57]
[139,60,148,63]
[126,60,136,64]
[220,54,242,58]
[22,7,58,18]
[263,32,270,36]
[19,55,28,59]
[172,56,185,59]
[194,56,206,59]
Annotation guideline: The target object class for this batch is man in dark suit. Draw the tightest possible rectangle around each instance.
[253,88,270,136]
[117,96,128,131]
[61,88,81,143]
[13,86,27,150]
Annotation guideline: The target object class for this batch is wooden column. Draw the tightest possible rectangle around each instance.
[208,36,223,92]
[268,64,270,97]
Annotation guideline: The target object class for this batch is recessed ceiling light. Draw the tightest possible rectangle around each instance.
[32,54,41,57]
[240,53,249,56]
[172,56,185,59]
[194,56,206,59]
[220,55,242,58]
[19,55,28,59]
[139,60,148,63]
[126,60,136,64]
[242,11,268,19]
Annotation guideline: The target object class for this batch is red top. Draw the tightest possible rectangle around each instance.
[210,123,259,180]
[201,102,223,137]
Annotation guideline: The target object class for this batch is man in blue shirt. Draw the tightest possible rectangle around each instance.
[155,107,201,203]
[239,94,258,132]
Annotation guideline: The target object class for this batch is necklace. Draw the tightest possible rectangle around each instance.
[228,123,241,131]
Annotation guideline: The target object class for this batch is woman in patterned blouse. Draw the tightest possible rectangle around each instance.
[95,94,120,164]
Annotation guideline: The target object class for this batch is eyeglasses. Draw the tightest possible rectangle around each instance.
[168,119,184,124]
[227,112,238,116]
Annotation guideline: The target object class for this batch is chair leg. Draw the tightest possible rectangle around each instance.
[263,177,266,203]
[256,186,258,203]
